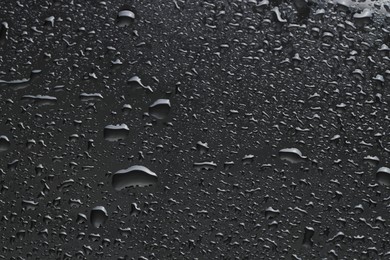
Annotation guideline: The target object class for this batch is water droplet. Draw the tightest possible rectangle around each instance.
[196,141,209,154]
[117,10,135,27]
[21,95,57,106]
[0,136,10,152]
[22,200,39,210]
[302,227,314,248]
[193,161,217,171]
[271,7,287,23]
[265,207,280,219]
[112,165,158,191]
[376,167,390,186]
[79,93,103,102]
[279,148,307,163]
[103,124,129,141]
[353,8,373,19]
[149,99,171,120]
[44,16,55,27]
[90,206,108,228]
[0,70,41,90]
[0,22,9,43]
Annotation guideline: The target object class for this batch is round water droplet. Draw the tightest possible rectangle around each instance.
[112,165,158,191]
[90,206,108,228]
[149,99,171,120]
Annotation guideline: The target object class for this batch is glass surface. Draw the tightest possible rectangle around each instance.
[0,0,389,259]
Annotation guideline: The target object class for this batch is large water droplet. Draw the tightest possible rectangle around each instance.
[112,165,158,191]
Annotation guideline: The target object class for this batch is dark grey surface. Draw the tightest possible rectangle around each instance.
[0,0,390,259]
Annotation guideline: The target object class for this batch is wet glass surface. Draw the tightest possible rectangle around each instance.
[0,0,390,259]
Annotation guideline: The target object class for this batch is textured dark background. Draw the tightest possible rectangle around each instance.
[0,0,390,259]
